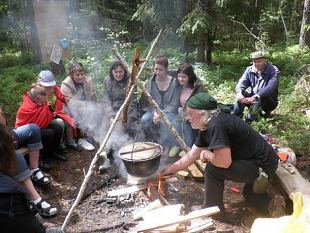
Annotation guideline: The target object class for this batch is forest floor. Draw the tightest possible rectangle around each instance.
[38,146,310,233]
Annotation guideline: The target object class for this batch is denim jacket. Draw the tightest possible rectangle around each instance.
[235,62,280,101]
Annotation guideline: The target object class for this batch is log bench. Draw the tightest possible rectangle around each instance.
[16,147,29,156]
[275,162,310,210]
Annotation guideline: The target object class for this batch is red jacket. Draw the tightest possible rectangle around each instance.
[15,86,76,131]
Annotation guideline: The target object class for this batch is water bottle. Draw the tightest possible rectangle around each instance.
[252,167,269,194]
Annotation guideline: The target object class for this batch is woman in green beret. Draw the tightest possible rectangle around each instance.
[162,92,278,217]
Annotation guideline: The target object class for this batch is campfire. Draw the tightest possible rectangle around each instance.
[146,177,166,201]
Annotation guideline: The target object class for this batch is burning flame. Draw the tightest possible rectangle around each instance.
[158,177,165,196]
[146,177,165,200]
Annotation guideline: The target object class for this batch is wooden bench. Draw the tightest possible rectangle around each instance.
[16,147,29,156]
[275,162,310,211]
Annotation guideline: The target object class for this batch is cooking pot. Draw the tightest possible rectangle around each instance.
[119,142,162,177]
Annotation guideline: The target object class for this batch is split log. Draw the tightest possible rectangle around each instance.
[187,218,214,233]
[142,204,184,221]
[133,199,163,220]
[107,184,146,197]
[187,164,204,181]
[176,170,189,180]
[137,206,220,232]
[61,29,163,231]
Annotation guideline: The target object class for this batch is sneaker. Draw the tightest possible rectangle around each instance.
[78,138,95,151]
[168,146,181,157]
[66,139,80,151]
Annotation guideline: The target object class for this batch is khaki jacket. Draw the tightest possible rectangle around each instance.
[61,76,96,102]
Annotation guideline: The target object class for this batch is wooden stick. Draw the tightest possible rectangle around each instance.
[61,29,162,232]
[107,184,147,197]
[122,48,141,125]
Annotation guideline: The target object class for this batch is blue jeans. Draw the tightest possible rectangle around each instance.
[14,151,32,182]
[233,91,278,118]
[178,119,197,147]
[141,110,179,147]
[12,124,43,151]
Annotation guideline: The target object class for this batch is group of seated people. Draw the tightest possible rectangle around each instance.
[0,50,279,231]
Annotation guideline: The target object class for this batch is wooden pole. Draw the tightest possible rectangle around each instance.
[122,48,141,125]
[61,29,162,232]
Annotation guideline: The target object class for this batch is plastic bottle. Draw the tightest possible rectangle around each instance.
[252,167,269,194]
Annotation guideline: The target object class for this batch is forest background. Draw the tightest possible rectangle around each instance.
[0,0,309,157]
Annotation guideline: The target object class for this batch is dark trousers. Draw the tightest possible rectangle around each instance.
[40,122,63,157]
[0,194,45,233]
[233,91,278,118]
[203,160,275,213]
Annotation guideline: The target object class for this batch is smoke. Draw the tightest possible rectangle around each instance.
[66,97,135,178]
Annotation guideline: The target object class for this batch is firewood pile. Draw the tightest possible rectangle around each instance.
[101,176,220,233]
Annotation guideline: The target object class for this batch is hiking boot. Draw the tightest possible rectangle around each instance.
[39,160,54,171]
[53,152,67,161]
[245,113,258,123]
[168,146,181,157]
[66,139,80,151]
[57,143,67,153]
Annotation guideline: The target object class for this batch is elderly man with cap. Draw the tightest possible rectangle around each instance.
[233,51,280,122]
[162,92,278,217]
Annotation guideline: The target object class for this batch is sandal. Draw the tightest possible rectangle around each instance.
[31,169,51,186]
[30,199,58,218]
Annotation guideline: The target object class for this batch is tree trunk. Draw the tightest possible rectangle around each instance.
[206,29,215,66]
[299,0,310,48]
[197,34,206,62]
[180,0,191,61]
[29,0,41,63]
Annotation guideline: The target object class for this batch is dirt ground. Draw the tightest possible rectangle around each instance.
[38,147,310,233]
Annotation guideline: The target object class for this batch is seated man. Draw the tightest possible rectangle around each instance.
[233,51,280,122]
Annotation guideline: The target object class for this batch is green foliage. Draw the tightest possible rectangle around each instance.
[0,65,37,125]
[0,51,33,68]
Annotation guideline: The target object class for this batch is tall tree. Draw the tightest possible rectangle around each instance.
[299,0,310,48]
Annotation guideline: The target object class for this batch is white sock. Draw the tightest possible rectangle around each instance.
[33,197,50,208]
[32,168,48,182]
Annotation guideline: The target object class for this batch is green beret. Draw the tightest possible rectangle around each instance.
[186,93,218,110]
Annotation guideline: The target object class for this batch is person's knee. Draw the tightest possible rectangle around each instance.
[41,129,55,142]
[27,124,41,140]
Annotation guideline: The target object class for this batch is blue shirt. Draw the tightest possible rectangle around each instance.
[235,62,280,101]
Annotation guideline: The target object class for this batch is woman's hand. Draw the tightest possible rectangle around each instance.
[153,112,161,124]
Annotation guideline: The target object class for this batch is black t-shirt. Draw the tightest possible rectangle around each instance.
[195,112,278,172]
